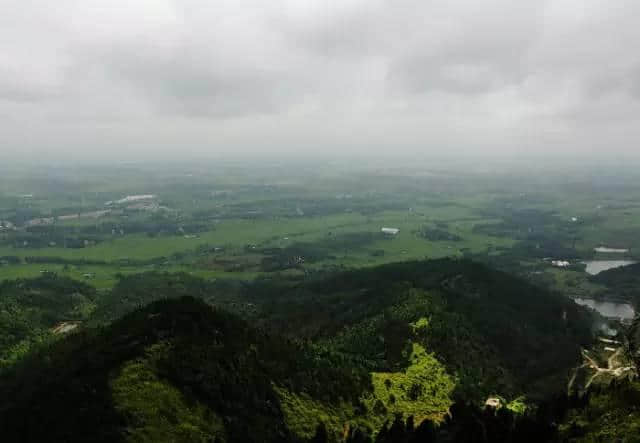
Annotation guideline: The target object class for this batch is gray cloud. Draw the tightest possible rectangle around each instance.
[81,44,300,117]
[1,0,640,159]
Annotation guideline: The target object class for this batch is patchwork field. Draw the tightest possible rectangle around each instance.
[1,162,639,305]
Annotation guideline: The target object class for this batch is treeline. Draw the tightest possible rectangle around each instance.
[6,251,195,267]
[415,226,462,242]
[23,256,107,265]
[193,197,410,221]
[259,232,378,271]
[473,207,583,259]
[79,219,209,237]
[8,232,102,249]
[1,217,211,250]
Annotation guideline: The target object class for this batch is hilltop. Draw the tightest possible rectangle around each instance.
[0,297,369,442]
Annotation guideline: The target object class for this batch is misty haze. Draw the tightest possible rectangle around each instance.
[1,1,640,443]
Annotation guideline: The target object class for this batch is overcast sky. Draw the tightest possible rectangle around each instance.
[1,0,639,160]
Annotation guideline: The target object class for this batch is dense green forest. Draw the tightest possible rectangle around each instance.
[0,275,96,366]
[0,258,621,442]
[0,295,579,443]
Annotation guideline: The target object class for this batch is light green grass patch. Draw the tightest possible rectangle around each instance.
[364,343,455,426]
[506,396,528,415]
[276,342,454,440]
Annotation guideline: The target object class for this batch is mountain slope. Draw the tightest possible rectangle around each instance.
[0,274,95,367]
[87,259,595,400]
[0,297,361,442]
[244,259,595,399]
[0,295,460,442]
[0,259,599,442]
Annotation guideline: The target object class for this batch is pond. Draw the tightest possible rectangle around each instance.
[574,298,636,321]
[583,260,636,275]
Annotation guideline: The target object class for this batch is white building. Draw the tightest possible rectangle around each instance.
[381,227,400,236]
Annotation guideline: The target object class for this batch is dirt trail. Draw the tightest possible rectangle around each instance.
[580,348,635,389]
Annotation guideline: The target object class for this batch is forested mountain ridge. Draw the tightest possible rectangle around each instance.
[0,296,582,443]
[247,259,595,398]
[0,297,371,442]
[88,259,596,399]
[0,259,609,442]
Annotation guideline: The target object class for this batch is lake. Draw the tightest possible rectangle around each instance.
[574,298,636,321]
[583,260,636,275]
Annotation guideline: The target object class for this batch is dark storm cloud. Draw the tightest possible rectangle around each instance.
[1,0,640,158]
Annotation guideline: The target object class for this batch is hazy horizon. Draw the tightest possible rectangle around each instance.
[2,0,640,160]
